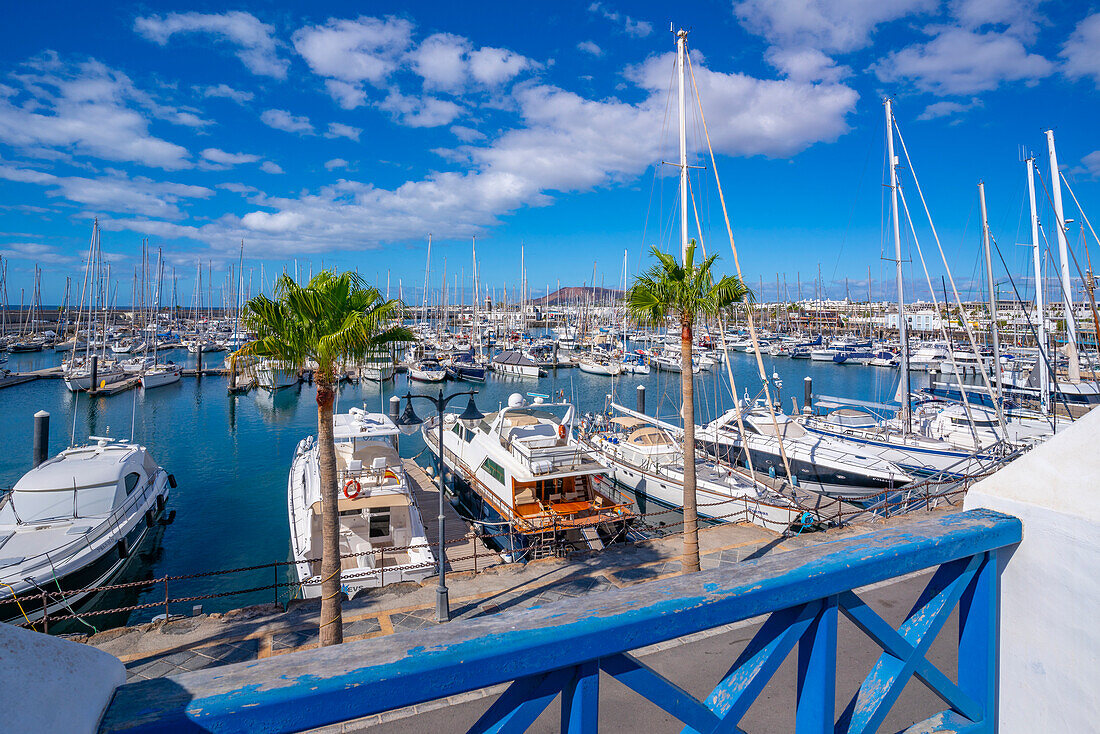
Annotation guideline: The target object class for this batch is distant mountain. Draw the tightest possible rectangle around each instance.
[531,286,624,306]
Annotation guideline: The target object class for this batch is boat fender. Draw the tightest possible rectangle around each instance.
[168,473,177,489]
[157,495,166,513]
[116,538,128,559]
[344,478,362,500]
[145,509,156,528]
[558,424,566,440]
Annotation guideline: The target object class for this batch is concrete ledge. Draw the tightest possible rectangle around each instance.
[966,406,1100,734]
[1,622,125,734]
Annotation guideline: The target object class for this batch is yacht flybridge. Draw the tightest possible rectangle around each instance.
[425,393,635,560]
[288,408,433,600]
[0,438,175,625]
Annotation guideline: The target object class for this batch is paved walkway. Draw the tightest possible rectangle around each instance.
[84,506,960,686]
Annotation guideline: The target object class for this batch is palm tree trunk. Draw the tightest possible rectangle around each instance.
[316,372,343,646]
[680,316,700,574]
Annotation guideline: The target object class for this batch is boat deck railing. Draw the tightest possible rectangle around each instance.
[505,436,605,475]
[98,509,1021,734]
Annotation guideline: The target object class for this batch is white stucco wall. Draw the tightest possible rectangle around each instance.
[965,406,1100,733]
[0,622,125,733]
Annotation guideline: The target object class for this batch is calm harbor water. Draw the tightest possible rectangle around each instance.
[0,346,904,629]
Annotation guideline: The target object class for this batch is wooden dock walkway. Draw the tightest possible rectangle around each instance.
[402,458,494,574]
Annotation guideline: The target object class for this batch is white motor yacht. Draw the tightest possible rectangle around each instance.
[424,394,635,560]
[0,438,174,624]
[288,409,434,599]
[256,359,300,391]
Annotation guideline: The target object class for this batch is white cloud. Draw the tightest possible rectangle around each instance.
[381,91,462,128]
[451,125,485,142]
[1060,13,1100,88]
[126,53,855,258]
[468,47,533,86]
[200,148,261,168]
[294,16,533,112]
[200,83,254,104]
[0,54,193,169]
[0,163,212,218]
[589,3,652,38]
[1073,151,1100,179]
[325,123,362,141]
[261,109,314,134]
[0,241,75,264]
[410,33,469,90]
[324,158,349,170]
[134,11,287,78]
[241,210,306,232]
[217,182,259,195]
[734,0,934,53]
[577,41,603,57]
[293,16,412,107]
[874,27,1053,94]
[917,98,984,120]
[951,0,1045,41]
[260,161,284,174]
[765,46,850,82]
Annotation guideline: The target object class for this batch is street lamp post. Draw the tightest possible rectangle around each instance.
[395,388,483,623]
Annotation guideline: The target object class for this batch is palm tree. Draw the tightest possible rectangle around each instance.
[234,271,412,645]
[626,242,750,574]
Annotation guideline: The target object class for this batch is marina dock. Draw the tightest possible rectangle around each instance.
[403,458,492,574]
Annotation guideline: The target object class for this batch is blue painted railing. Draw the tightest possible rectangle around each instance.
[99,509,1020,733]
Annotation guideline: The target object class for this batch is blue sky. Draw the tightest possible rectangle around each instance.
[0,0,1098,306]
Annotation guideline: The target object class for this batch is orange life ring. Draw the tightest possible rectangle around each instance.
[558,424,567,440]
[343,478,362,499]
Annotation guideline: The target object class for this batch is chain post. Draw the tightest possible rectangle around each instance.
[164,575,169,621]
[41,593,49,634]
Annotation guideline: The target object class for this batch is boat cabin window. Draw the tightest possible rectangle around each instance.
[480,457,506,485]
[123,472,142,496]
[451,422,473,443]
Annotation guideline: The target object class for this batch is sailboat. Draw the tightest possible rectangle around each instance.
[63,221,128,393]
[141,247,181,389]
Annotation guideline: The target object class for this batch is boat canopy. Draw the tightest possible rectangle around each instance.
[610,416,647,428]
[627,427,672,446]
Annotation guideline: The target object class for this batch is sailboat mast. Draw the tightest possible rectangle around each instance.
[677,28,689,262]
[886,98,911,429]
[1027,157,1050,414]
[1045,129,1080,382]
[978,181,1002,401]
